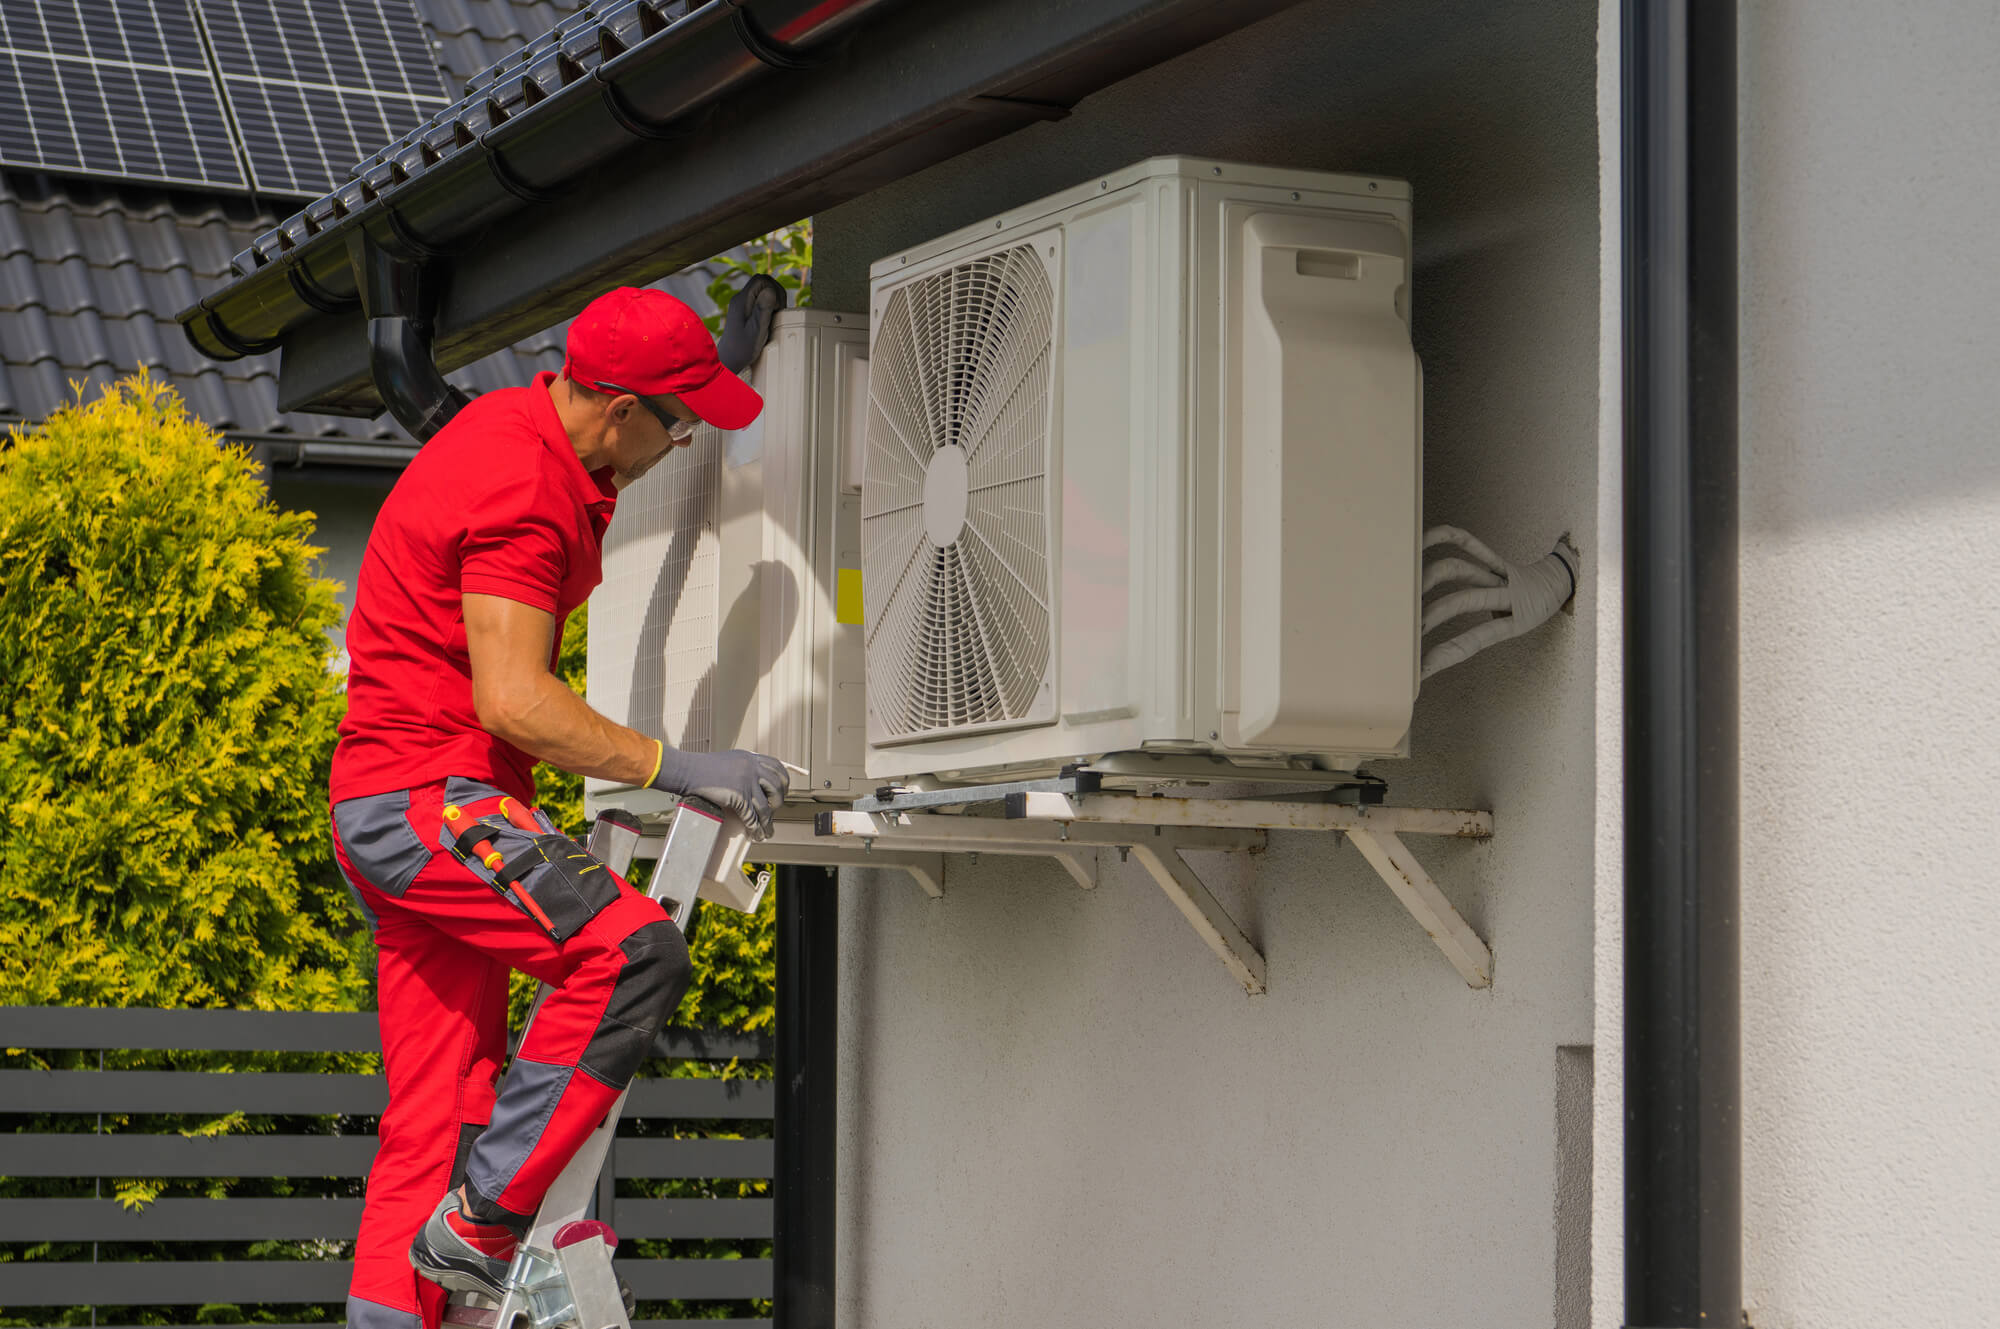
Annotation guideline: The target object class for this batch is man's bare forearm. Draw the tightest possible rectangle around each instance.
[485,671,659,787]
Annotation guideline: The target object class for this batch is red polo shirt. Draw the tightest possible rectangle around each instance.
[331,373,618,807]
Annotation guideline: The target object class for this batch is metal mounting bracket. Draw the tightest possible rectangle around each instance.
[730,790,1492,996]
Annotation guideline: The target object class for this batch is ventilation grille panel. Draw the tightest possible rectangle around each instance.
[590,425,723,752]
[863,240,1058,740]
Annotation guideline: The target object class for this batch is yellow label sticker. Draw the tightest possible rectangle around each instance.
[836,568,864,625]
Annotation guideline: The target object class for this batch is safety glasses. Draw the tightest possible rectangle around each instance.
[592,379,698,441]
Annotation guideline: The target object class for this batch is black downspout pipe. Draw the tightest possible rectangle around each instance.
[1621,2,1740,1327]
[347,231,472,441]
[773,865,837,1329]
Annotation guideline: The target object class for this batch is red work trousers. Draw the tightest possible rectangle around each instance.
[332,777,687,1329]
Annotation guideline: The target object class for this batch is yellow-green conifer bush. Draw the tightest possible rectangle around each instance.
[0,375,366,1010]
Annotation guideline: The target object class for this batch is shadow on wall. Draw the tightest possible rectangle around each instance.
[627,549,799,751]
[1736,3,2000,528]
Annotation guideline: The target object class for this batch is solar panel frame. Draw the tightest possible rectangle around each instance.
[0,0,247,191]
[193,0,451,199]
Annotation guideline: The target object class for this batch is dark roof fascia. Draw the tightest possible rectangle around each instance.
[212,0,1310,419]
[175,0,896,367]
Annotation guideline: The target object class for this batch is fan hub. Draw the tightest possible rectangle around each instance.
[922,445,971,547]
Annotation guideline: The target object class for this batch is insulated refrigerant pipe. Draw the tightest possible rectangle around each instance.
[1620,1,1740,1326]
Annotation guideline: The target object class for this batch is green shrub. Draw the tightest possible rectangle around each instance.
[0,375,365,1011]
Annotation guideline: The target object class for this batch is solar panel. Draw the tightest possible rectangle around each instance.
[193,0,450,197]
[0,0,247,190]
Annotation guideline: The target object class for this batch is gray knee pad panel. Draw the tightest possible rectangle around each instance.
[578,920,691,1087]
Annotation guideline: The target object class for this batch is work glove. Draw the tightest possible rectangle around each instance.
[649,746,789,840]
[716,274,786,374]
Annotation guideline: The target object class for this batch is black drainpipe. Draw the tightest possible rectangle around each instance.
[773,864,837,1329]
[347,231,472,441]
[1621,2,1740,1326]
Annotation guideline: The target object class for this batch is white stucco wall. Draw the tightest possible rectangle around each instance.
[1727,4,2000,1325]
[816,1,1602,1323]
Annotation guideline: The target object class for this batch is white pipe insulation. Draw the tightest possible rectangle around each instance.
[1419,525,1578,681]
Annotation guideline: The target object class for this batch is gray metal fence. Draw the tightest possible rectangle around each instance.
[0,1006,776,1328]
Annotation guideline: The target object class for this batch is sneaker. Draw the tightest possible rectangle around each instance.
[410,1193,516,1299]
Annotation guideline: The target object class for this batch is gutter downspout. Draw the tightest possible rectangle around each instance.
[1621,2,1740,1326]
[347,232,471,442]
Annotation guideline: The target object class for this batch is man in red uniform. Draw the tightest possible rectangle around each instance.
[329,287,789,1329]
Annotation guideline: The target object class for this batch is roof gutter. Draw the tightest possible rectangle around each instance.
[178,0,1307,420]
[1621,1,1741,1325]
[178,0,898,378]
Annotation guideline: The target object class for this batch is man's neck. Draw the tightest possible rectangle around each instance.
[550,375,612,471]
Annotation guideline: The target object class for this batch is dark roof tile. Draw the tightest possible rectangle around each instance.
[0,0,729,451]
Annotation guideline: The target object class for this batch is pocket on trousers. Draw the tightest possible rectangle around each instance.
[497,830,624,942]
[333,790,433,897]
[451,816,622,943]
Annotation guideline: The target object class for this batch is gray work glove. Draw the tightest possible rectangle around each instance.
[650,747,789,840]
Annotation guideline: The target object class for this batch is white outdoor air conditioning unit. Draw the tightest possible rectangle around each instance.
[586,309,873,830]
[862,156,1422,783]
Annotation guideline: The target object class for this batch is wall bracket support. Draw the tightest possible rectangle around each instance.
[748,793,1494,996]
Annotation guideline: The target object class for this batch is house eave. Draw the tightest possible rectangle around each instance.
[176,0,1308,420]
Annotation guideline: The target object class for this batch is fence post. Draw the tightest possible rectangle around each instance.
[773,865,837,1329]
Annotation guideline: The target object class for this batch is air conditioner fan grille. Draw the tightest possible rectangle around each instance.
[864,243,1055,737]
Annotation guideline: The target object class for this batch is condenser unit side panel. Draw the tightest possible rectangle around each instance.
[711,349,770,760]
[1057,192,1145,730]
[585,416,725,815]
[766,324,805,765]
[1212,182,1415,759]
[1232,208,1420,752]
[589,423,723,750]
[812,320,872,798]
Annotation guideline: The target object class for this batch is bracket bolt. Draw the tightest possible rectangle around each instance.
[1118,846,1131,864]
[863,838,874,853]
[969,852,980,866]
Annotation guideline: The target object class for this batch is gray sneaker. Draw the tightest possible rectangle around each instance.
[409,1193,514,1300]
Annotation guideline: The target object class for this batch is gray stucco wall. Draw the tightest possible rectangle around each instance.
[1732,4,2000,1323]
[815,0,1602,1323]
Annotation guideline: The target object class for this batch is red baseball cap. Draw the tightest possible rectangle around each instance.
[564,286,763,431]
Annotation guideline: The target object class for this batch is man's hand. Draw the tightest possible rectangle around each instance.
[649,748,790,839]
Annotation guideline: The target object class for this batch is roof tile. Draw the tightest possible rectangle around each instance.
[0,0,730,451]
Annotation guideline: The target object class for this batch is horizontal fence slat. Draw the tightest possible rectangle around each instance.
[2,1008,380,1053]
[3,1071,771,1117]
[1,1134,772,1180]
[0,1069,389,1115]
[622,1257,773,1301]
[0,1260,771,1307]
[621,1077,773,1118]
[0,1197,771,1242]
[0,1133,379,1177]
[0,1198,365,1241]
[41,1325,767,1329]
[2,1008,770,1061]
[0,1259,354,1305]
[613,1138,774,1178]
[612,1197,772,1239]
[651,1028,772,1061]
